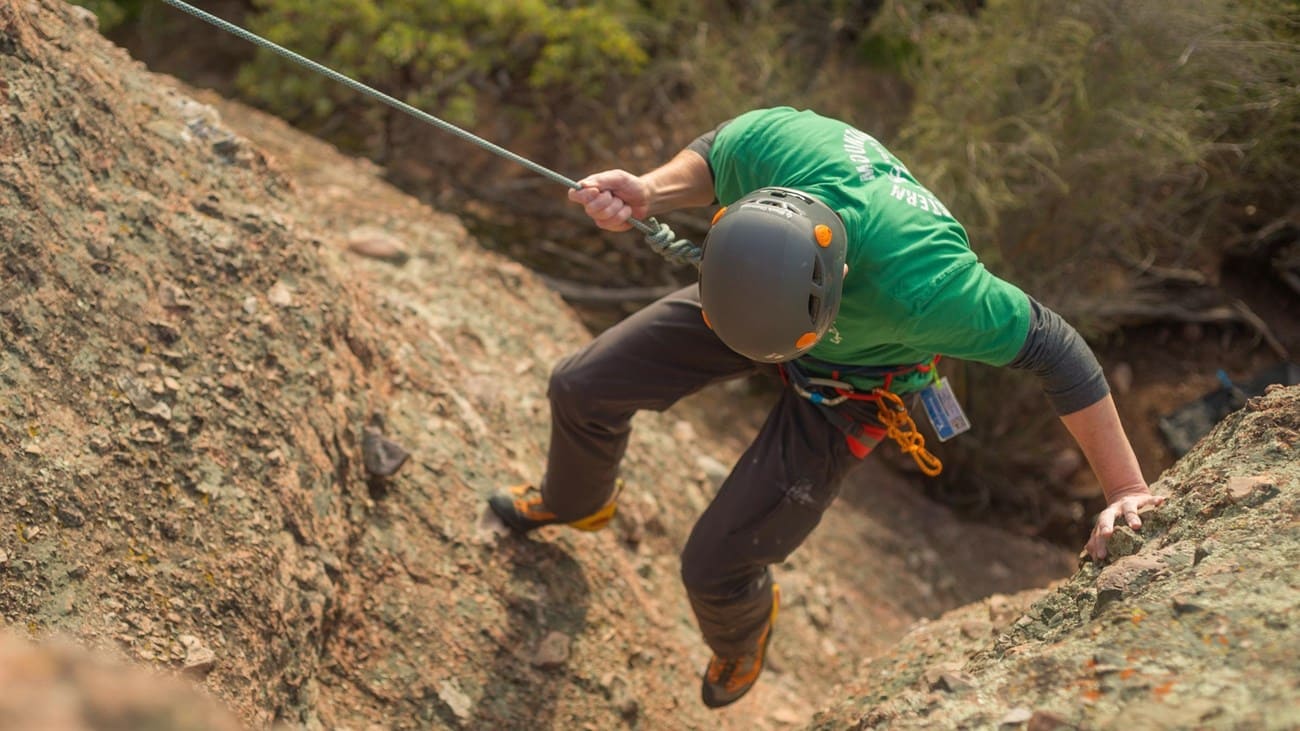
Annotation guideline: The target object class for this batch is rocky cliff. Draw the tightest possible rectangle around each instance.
[812,384,1299,730]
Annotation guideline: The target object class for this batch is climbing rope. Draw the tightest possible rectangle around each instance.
[643,223,703,266]
[873,390,943,476]
[157,0,697,267]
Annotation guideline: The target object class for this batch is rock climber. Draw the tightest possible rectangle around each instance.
[487,107,1165,708]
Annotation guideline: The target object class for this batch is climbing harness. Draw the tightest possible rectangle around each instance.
[157,0,701,267]
[781,358,944,476]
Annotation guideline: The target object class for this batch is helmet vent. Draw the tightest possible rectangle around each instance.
[808,294,821,322]
[766,188,814,204]
[811,254,824,286]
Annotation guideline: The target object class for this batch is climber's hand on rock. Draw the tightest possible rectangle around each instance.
[1086,489,1166,561]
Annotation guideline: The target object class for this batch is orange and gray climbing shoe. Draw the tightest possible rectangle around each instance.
[701,584,780,709]
[487,481,622,533]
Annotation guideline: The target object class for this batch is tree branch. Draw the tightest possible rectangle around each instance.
[1085,297,1289,359]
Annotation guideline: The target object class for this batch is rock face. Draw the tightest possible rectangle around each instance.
[6,2,1294,730]
[812,384,1300,730]
[0,1,638,726]
[0,630,243,730]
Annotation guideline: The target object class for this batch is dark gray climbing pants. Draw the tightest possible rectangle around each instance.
[541,284,885,657]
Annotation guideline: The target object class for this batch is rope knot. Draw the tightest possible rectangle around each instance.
[873,390,943,476]
[644,218,702,268]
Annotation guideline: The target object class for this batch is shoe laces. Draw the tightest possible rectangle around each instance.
[707,654,749,684]
[509,485,553,518]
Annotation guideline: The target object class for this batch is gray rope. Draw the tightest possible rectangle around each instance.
[643,218,702,267]
[158,0,698,265]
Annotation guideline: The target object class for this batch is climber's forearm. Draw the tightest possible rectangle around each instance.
[1059,394,1149,502]
[642,149,715,215]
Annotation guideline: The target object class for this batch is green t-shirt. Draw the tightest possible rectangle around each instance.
[708,107,1031,393]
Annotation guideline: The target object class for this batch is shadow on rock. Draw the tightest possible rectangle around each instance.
[460,538,591,731]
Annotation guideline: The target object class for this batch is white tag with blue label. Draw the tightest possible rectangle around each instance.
[918,376,970,442]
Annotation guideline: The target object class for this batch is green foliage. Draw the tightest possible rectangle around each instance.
[888,0,1299,324]
[68,0,144,32]
[857,29,921,69]
[234,0,649,140]
[617,1,914,142]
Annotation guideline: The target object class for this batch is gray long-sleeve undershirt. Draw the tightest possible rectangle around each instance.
[686,124,725,179]
[1007,297,1110,415]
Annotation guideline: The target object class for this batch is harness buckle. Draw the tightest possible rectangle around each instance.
[783,366,854,406]
[790,380,850,406]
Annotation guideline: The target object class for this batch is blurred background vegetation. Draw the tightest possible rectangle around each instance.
[80,0,1299,544]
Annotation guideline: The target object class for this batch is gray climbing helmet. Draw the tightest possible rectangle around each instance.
[699,187,847,362]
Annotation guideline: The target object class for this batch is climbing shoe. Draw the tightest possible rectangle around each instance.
[487,481,622,534]
[701,584,780,709]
